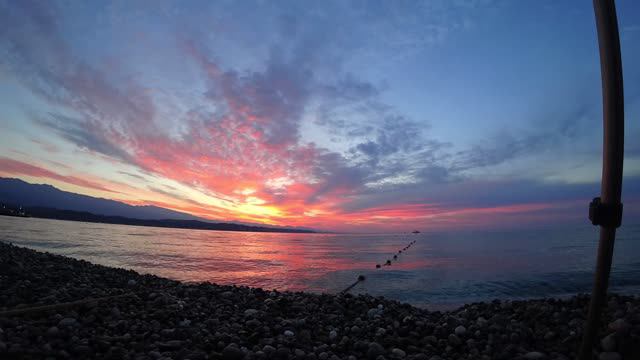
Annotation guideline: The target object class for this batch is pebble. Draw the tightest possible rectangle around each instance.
[158,340,182,351]
[608,319,630,334]
[58,318,77,327]
[110,307,121,318]
[454,325,466,336]
[367,342,385,359]
[476,317,487,327]
[599,352,622,360]
[391,348,406,358]
[523,351,546,359]
[222,344,245,360]
[368,308,382,318]
[448,334,462,346]
[1,242,639,360]
[601,333,616,352]
[46,326,60,337]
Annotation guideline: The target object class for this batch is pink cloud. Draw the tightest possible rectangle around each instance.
[0,157,118,194]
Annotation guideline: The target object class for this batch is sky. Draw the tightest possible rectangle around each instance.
[1,0,639,232]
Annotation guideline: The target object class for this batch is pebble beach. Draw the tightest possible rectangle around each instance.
[1,241,639,360]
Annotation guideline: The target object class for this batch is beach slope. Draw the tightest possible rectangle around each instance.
[1,242,638,359]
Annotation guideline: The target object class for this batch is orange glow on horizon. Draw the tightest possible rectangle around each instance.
[0,156,579,232]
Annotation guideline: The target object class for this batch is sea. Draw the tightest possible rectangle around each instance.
[1,216,639,310]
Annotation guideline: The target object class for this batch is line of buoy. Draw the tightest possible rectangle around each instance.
[341,274,366,294]
[375,240,417,269]
[341,240,417,294]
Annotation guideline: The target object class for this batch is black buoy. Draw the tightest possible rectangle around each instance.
[358,274,366,281]
[376,264,381,268]
[393,255,398,259]
[385,259,391,265]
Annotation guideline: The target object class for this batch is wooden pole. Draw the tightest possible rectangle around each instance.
[577,1,624,359]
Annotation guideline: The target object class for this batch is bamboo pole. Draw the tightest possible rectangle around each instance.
[577,1,624,359]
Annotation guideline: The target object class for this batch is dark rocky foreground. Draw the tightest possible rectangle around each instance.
[1,242,639,360]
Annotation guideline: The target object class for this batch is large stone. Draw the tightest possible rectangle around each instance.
[601,333,616,352]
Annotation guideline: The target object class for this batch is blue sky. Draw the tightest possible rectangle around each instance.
[0,0,639,231]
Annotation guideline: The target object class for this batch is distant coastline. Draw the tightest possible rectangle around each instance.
[0,178,314,234]
[1,207,315,234]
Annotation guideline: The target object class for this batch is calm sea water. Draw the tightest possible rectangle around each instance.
[1,216,640,309]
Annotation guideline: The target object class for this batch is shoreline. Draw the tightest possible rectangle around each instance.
[0,211,316,234]
[1,242,639,359]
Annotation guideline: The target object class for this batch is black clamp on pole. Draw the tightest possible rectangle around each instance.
[589,197,623,228]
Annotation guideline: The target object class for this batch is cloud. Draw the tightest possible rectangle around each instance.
[0,157,117,193]
[146,186,209,208]
[3,0,638,230]
[118,171,147,181]
[35,113,136,164]
[452,105,594,171]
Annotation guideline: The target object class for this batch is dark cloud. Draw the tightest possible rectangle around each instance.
[451,104,596,171]
[35,113,135,164]
[146,186,206,208]
[118,171,147,181]
[307,151,369,204]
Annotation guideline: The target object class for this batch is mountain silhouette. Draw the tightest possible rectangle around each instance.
[0,178,201,220]
[0,178,314,233]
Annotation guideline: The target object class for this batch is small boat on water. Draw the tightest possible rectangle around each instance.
[412,230,420,234]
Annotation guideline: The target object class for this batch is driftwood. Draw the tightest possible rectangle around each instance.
[0,293,133,317]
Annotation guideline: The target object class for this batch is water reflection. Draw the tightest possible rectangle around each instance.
[1,216,640,308]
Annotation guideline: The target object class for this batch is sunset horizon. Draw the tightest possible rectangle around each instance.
[1,1,640,233]
[2,1,640,359]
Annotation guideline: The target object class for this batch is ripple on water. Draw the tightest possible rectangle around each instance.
[1,217,640,307]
